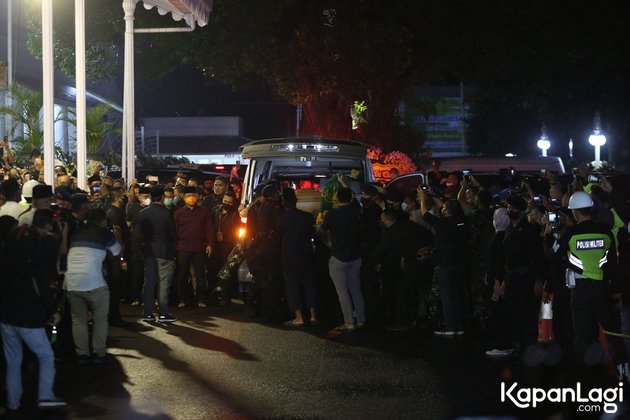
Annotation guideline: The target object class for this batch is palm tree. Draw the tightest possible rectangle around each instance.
[67,103,118,155]
[0,82,44,155]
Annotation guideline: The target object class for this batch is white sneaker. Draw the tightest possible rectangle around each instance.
[38,397,67,408]
[485,348,514,357]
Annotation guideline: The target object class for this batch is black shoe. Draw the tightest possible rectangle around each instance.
[158,314,176,323]
[387,324,412,332]
[77,355,91,365]
[3,407,19,419]
[141,314,155,322]
[92,355,111,365]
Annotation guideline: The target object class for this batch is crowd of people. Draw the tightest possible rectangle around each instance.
[1,155,630,411]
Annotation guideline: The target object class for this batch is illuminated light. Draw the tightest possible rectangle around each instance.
[315,174,327,178]
[537,137,551,157]
[238,227,246,238]
[589,113,606,162]
[215,166,225,170]
[270,144,339,152]
[505,153,516,157]
[588,133,606,147]
[240,217,247,224]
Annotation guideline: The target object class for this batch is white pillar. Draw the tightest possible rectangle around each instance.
[61,107,69,153]
[594,146,601,163]
[123,0,136,184]
[4,0,13,139]
[42,0,55,186]
[75,0,87,191]
[7,0,12,87]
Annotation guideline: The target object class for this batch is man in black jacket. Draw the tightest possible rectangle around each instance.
[136,186,177,322]
[276,188,318,326]
[498,196,546,356]
[211,190,241,304]
[0,209,67,411]
[418,187,469,336]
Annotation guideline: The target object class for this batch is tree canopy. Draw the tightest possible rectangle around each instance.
[22,0,630,159]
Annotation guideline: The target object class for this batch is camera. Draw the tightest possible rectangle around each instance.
[50,203,61,222]
[550,197,559,205]
[588,174,600,183]
[540,169,547,176]
[533,195,542,204]
[548,211,562,230]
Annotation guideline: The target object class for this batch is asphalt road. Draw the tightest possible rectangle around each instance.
[4,301,626,420]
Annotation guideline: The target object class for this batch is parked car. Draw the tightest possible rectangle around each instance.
[135,167,225,185]
[438,155,566,174]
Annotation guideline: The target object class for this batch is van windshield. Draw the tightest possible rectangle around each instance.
[249,157,368,194]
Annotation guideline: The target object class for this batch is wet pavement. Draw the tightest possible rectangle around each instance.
[1,302,623,419]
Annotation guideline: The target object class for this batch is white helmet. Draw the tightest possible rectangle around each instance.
[568,191,594,209]
[22,180,41,199]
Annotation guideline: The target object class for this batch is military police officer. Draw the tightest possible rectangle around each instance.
[559,191,628,372]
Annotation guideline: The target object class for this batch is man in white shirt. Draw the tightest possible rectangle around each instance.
[65,208,121,365]
[0,179,24,220]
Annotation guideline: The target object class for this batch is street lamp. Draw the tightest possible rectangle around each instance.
[588,112,606,162]
[568,138,573,159]
[536,124,550,157]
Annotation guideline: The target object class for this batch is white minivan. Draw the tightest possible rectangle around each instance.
[239,137,375,215]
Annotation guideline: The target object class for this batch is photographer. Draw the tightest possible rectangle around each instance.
[418,185,469,336]
[542,208,575,361]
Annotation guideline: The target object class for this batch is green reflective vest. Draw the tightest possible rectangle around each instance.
[567,233,612,280]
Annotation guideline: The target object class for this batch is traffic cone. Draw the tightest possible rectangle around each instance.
[538,294,554,343]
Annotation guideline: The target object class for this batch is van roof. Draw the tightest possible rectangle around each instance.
[240,137,370,159]
[439,155,566,174]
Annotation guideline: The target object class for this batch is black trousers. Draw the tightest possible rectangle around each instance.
[130,249,144,301]
[105,253,123,322]
[506,271,538,351]
[283,266,317,312]
[360,256,382,324]
[571,279,628,365]
[176,251,207,303]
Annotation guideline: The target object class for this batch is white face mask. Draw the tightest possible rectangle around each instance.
[141,198,151,206]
